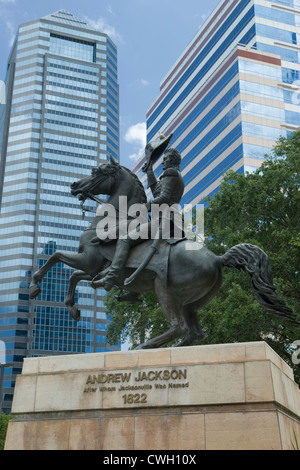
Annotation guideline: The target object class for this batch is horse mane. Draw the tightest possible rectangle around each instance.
[122,166,147,204]
[92,163,147,204]
[92,164,119,177]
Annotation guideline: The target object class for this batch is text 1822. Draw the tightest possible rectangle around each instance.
[122,393,147,404]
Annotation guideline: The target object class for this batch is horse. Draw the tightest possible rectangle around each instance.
[29,157,299,349]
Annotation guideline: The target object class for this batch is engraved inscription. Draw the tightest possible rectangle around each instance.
[86,372,131,384]
[135,369,187,381]
[122,393,148,404]
[83,367,189,406]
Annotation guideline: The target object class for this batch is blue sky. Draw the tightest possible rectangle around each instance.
[0,0,220,169]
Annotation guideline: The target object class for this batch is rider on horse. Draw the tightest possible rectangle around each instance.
[92,134,185,291]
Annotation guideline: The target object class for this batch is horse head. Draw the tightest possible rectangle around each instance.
[70,155,147,206]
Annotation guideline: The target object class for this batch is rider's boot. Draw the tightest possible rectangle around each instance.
[91,239,131,291]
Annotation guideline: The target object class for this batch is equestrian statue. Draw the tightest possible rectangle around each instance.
[29,134,299,349]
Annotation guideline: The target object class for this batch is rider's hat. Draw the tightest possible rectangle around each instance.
[142,132,173,173]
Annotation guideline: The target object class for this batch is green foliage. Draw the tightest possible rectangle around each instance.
[104,289,168,349]
[0,413,13,450]
[291,429,299,450]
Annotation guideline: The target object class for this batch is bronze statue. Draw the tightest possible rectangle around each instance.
[91,144,184,291]
[29,135,299,349]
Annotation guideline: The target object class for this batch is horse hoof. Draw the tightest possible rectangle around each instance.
[89,280,98,290]
[175,334,204,347]
[69,307,80,322]
[116,292,139,304]
[29,284,41,299]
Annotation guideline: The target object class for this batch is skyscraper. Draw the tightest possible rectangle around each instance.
[0,10,120,412]
[133,0,300,207]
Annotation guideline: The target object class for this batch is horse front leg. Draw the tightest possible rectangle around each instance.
[65,270,93,322]
[29,251,92,300]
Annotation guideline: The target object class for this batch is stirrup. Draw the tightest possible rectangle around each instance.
[90,275,115,291]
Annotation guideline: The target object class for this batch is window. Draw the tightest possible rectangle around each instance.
[255,4,295,26]
[147,1,255,136]
[49,33,96,63]
[256,23,297,45]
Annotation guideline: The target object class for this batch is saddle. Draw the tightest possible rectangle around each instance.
[98,238,184,282]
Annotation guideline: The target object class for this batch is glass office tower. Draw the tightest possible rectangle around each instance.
[0,10,120,412]
[133,0,300,207]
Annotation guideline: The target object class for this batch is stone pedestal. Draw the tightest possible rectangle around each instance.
[5,341,300,450]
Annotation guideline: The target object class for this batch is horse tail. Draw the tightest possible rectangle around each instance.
[220,243,300,327]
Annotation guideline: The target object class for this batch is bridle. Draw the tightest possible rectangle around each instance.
[78,172,113,219]
[79,193,107,219]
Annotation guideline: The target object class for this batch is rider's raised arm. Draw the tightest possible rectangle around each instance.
[146,167,161,198]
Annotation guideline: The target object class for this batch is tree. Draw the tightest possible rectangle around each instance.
[0,413,13,450]
[104,289,168,349]
[201,130,300,381]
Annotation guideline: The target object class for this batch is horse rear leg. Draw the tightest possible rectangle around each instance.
[175,307,204,347]
[135,278,189,349]
[29,251,94,300]
[175,267,223,347]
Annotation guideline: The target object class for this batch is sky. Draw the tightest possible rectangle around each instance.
[0,0,220,169]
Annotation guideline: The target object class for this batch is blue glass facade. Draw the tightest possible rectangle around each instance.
[0,10,120,412]
[49,33,96,62]
[135,0,300,208]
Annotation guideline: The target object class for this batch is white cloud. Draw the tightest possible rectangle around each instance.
[84,16,123,44]
[140,79,150,87]
[106,5,115,15]
[125,122,146,145]
[127,78,150,89]
[124,122,146,161]
[199,12,209,28]
[0,0,16,47]
[6,20,16,47]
